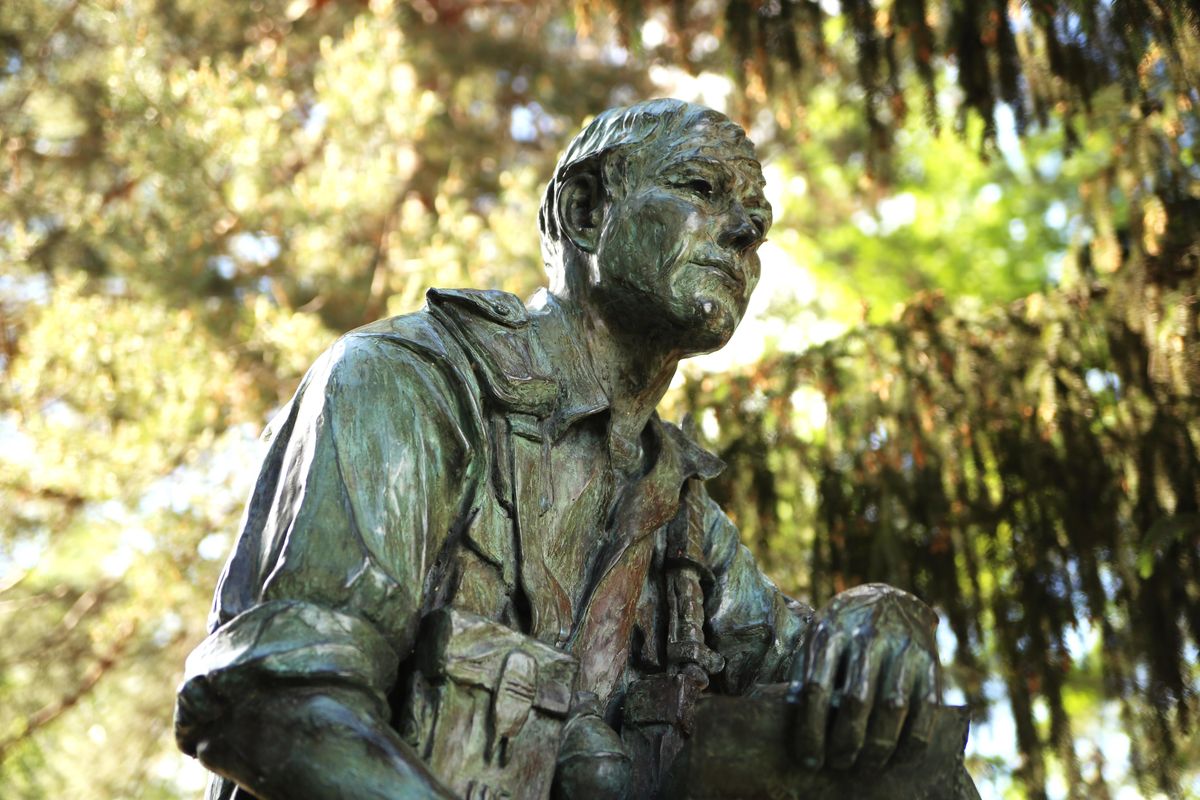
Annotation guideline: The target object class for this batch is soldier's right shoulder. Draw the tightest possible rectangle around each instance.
[324,287,529,371]
[337,304,460,364]
[273,305,484,438]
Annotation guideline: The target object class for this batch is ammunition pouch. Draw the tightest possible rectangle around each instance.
[398,608,579,800]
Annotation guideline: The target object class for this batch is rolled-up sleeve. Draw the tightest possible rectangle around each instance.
[701,493,813,693]
[176,328,483,757]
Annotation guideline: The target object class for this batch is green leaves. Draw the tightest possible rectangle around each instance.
[1,0,1197,797]
[1137,513,1200,580]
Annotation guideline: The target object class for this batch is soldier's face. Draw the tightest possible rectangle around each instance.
[592,127,771,355]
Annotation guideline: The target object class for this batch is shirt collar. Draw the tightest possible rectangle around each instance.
[525,290,724,480]
[526,289,611,440]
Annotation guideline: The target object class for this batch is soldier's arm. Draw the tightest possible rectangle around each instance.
[175,333,482,799]
[699,490,813,694]
[699,489,946,770]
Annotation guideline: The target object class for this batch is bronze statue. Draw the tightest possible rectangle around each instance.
[175,99,979,800]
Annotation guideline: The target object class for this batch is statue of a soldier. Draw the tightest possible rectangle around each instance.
[175,99,977,800]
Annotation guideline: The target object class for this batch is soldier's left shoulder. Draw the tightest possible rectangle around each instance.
[424,287,557,415]
[426,287,531,328]
[654,415,726,482]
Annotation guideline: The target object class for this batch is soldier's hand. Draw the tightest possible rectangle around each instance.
[786,583,942,772]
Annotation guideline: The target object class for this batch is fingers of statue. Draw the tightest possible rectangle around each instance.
[893,653,941,764]
[826,633,885,770]
[856,642,916,770]
[791,622,845,770]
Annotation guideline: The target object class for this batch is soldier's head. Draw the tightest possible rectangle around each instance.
[539,99,772,355]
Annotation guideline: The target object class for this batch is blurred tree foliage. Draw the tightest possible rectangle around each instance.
[0,1,1196,799]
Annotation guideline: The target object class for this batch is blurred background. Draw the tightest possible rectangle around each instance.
[1,1,1197,798]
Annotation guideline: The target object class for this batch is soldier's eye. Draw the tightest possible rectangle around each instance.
[682,178,714,198]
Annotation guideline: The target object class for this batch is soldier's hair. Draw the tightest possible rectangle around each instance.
[538,98,758,268]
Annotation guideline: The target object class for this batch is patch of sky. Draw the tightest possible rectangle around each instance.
[137,176,160,204]
[161,750,212,795]
[510,105,538,142]
[994,103,1027,175]
[788,387,827,436]
[818,0,840,15]
[1008,218,1027,242]
[41,398,83,427]
[740,392,767,415]
[139,471,197,517]
[209,255,236,280]
[648,67,732,113]
[1097,564,1119,596]
[1063,616,1099,666]
[32,137,76,157]
[1044,200,1068,229]
[1037,151,1063,181]
[868,422,888,450]
[230,231,281,265]
[101,546,135,578]
[122,525,156,554]
[977,183,1003,206]
[7,534,48,572]
[102,275,129,296]
[642,17,668,48]
[851,209,879,236]
[877,192,916,235]
[603,42,630,67]
[1046,251,1065,284]
[90,502,158,578]
[968,678,1020,799]
[935,616,965,702]
[0,272,51,305]
[689,32,719,60]
[1085,368,1121,396]
[1009,2,1032,32]
[26,214,61,235]
[509,102,558,143]
[198,532,231,561]
[152,611,184,647]
[5,54,21,74]
[140,422,264,520]
[1134,663,1149,689]
[0,412,35,467]
[303,101,328,138]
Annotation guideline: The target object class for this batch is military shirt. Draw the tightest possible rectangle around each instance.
[176,288,810,797]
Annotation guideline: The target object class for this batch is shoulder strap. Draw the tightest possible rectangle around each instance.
[426,288,557,416]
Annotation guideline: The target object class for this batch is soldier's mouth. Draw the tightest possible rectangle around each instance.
[692,258,745,293]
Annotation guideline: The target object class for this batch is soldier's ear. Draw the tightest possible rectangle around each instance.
[557,172,605,254]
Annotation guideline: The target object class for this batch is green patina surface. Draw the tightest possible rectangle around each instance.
[175,99,977,800]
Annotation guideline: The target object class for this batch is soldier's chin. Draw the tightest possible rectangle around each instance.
[679,295,741,355]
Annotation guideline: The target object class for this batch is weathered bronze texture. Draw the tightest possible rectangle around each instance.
[662,689,980,799]
[175,99,979,799]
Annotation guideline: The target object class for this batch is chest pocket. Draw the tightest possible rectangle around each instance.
[399,607,579,800]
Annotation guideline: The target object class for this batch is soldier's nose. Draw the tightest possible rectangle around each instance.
[719,210,760,253]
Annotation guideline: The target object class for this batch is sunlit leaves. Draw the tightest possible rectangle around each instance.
[7,277,238,501]
[1,1,1197,798]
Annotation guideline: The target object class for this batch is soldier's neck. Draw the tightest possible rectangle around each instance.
[551,291,680,458]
